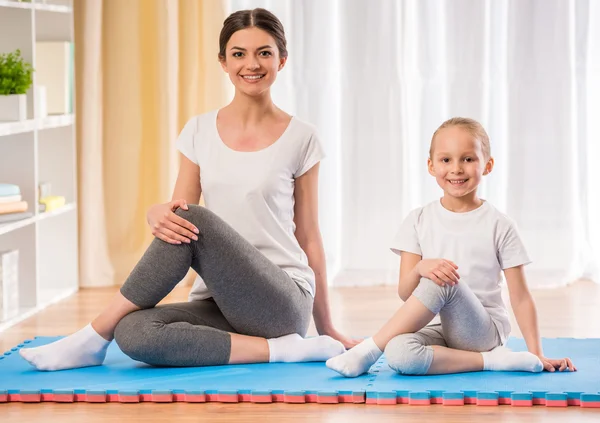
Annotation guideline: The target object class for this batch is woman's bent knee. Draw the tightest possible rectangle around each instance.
[114,312,155,361]
[174,205,213,227]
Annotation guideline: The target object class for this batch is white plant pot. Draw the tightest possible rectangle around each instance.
[0,94,27,122]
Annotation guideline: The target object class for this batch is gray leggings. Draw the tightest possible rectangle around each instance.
[113,205,313,367]
[385,278,502,375]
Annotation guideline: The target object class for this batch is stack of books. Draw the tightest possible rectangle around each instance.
[0,184,32,224]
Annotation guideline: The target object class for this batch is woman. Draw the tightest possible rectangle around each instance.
[20,8,356,371]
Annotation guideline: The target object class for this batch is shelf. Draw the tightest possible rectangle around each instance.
[39,114,75,130]
[0,202,76,236]
[0,214,35,236]
[0,0,77,334]
[0,119,36,137]
[0,114,74,137]
[37,201,76,221]
[0,0,33,10]
[0,0,71,13]
[34,2,71,13]
[0,286,77,332]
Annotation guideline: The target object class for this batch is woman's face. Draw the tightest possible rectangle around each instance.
[220,27,286,97]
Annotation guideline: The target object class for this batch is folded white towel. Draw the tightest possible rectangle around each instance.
[0,195,22,204]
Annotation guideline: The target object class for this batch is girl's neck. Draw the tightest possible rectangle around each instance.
[440,192,483,213]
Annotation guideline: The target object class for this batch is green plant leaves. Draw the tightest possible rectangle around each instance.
[0,49,34,95]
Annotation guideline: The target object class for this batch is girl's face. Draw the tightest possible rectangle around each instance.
[427,126,494,199]
[220,27,286,97]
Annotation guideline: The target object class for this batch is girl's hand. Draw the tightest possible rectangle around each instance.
[147,200,199,244]
[416,259,460,286]
[538,356,576,372]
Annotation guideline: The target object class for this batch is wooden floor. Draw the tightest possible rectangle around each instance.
[2,280,600,422]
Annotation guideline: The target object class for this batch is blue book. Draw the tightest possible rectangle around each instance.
[0,184,20,197]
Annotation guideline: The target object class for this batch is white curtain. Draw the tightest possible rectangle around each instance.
[228,0,600,289]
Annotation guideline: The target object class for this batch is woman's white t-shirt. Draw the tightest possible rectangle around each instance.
[390,200,531,343]
[176,110,324,300]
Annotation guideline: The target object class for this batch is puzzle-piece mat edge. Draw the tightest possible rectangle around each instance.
[2,338,598,407]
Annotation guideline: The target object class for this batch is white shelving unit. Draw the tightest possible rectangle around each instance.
[0,0,77,331]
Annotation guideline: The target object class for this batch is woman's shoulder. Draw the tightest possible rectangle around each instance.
[182,110,218,133]
[287,115,321,139]
[176,111,219,154]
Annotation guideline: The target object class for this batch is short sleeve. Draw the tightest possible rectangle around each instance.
[295,132,325,177]
[497,219,531,269]
[390,209,422,256]
[175,117,199,165]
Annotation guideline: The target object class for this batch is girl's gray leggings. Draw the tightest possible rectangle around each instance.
[385,278,502,375]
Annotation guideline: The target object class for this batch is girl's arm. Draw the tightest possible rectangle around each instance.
[294,163,359,349]
[398,252,459,301]
[505,265,576,372]
[398,252,423,301]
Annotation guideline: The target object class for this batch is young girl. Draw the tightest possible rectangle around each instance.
[19,8,356,371]
[327,117,576,377]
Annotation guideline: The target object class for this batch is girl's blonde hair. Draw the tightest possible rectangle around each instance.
[430,117,491,159]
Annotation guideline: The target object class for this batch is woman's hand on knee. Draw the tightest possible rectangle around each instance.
[147,200,199,245]
[416,259,460,287]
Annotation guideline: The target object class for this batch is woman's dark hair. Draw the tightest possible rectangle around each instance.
[218,8,288,61]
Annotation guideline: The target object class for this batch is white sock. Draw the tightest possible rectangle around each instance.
[267,333,345,363]
[481,346,543,372]
[19,324,111,371]
[326,337,382,377]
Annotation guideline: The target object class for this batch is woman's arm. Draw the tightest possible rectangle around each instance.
[294,163,359,348]
[171,153,202,204]
[147,153,202,244]
[505,265,576,371]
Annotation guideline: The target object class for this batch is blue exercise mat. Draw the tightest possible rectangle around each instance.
[1,337,599,406]
[366,337,600,406]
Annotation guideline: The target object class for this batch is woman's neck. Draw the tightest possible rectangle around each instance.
[227,91,278,125]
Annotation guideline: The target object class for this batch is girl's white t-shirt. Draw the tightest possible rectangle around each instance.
[176,110,324,300]
[390,200,531,343]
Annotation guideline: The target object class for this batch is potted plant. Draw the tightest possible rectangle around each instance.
[0,49,33,121]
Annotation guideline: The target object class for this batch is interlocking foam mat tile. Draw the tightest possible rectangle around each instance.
[1,337,598,406]
[365,338,600,407]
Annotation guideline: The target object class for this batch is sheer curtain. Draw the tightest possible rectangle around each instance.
[229,0,600,288]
